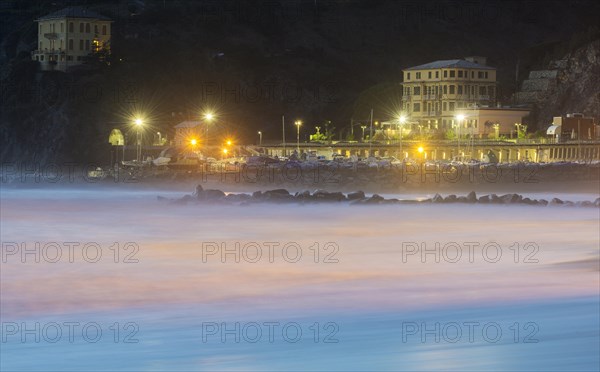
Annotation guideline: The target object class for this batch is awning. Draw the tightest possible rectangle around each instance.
[546,125,561,135]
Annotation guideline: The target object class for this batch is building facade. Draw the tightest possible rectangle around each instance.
[32,7,111,71]
[461,107,530,137]
[401,57,497,133]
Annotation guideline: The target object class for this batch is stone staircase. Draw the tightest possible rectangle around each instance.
[514,61,564,105]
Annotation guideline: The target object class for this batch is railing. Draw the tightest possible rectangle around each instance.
[43,33,58,39]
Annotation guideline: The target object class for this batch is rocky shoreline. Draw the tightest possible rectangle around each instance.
[162,184,600,207]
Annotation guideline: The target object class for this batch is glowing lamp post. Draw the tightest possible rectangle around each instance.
[257,131,262,146]
[455,114,465,156]
[399,115,406,160]
[134,118,143,162]
[295,120,302,153]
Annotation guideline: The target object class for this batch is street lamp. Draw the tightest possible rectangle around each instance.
[134,118,143,162]
[361,125,367,142]
[399,115,406,160]
[257,131,262,145]
[203,111,214,143]
[295,120,302,153]
[455,114,465,157]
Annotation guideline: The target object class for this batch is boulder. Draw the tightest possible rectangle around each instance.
[500,193,522,204]
[466,191,477,203]
[594,198,600,207]
[490,194,502,204]
[444,194,457,203]
[202,189,226,200]
[456,196,468,203]
[264,189,290,196]
[478,195,490,203]
[365,194,384,204]
[550,198,564,205]
[347,191,366,200]
[432,193,444,203]
[252,191,263,199]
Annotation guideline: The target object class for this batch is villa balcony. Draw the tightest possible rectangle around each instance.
[44,33,59,40]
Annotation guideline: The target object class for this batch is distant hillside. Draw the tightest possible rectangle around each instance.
[2,0,600,163]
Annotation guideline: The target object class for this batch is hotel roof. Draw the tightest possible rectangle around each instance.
[37,7,111,21]
[405,59,495,70]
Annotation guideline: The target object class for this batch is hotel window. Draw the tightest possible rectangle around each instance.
[69,39,73,50]
[471,71,474,78]
[449,102,455,111]
[69,22,74,32]
[102,25,107,35]
[457,85,463,94]
[80,23,84,32]
[435,71,439,78]
[449,85,455,94]
[458,70,463,78]
[406,72,410,80]
[86,23,90,33]
[443,70,448,78]
[413,103,420,112]
[416,72,421,79]
[414,86,421,95]
[443,85,447,94]
[428,71,432,79]
[478,71,484,78]
[79,39,83,50]
[450,70,455,78]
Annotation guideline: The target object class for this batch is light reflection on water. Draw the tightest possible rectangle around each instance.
[1,187,598,370]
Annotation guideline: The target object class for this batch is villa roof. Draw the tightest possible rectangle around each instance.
[405,59,495,70]
[37,7,111,21]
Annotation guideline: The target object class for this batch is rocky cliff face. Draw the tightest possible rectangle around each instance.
[528,39,600,128]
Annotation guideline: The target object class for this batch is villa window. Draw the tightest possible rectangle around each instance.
[435,71,439,78]
[443,102,447,111]
[449,102,455,111]
[457,85,463,94]
[449,85,455,94]
[450,70,455,78]
[86,23,90,33]
[61,23,64,32]
[406,72,410,80]
[85,39,90,51]
[443,85,447,94]
[69,39,73,50]
[428,71,432,79]
[413,103,420,112]
[79,39,83,50]
[458,70,463,78]
[69,22,74,32]
[80,23,84,32]
[102,25,107,35]
[416,72,421,79]
[414,86,421,95]
[443,70,448,78]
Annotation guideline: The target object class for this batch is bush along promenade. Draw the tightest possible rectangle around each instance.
[159,185,600,207]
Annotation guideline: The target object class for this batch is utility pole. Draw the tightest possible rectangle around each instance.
[369,108,373,155]
[282,115,286,156]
